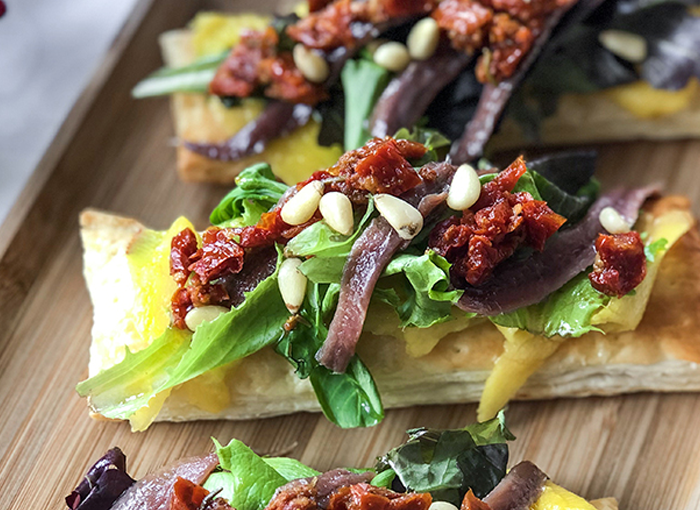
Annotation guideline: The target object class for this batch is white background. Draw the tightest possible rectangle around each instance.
[0,0,139,223]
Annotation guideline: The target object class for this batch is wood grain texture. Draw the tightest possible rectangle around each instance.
[1,1,700,509]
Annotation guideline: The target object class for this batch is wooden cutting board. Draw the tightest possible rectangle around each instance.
[2,1,700,508]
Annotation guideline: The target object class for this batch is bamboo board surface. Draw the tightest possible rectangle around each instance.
[2,1,700,509]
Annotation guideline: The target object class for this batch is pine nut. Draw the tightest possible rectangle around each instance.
[407,18,440,61]
[281,181,324,225]
[598,30,647,63]
[599,206,631,234]
[429,503,459,510]
[374,194,423,240]
[278,257,307,314]
[447,163,481,210]
[293,44,330,83]
[319,192,354,236]
[184,305,229,331]
[373,42,411,72]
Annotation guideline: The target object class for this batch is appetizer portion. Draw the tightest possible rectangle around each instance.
[78,135,700,431]
[65,415,617,510]
[134,0,700,182]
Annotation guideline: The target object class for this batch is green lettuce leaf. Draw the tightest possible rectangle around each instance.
[382,251,464,328]
[262,458,320,481]
[210,163,290,226]
[531,171,599,223]
[375,411,514,504]
[275,283,384,428]
[288,199,375,284]
[341,59,391,150]
[132,50,228,98]
[204,439,287,510]
[76,260,289,421]
[394,126,452,165]
[490,271,610,337]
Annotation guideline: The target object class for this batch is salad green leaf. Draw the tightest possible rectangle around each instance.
[531,171,599,223]
[288,199,376,284]
[341,59,391,150]
[490,271,609,337]
[204,438,288,510]
[210,163,289,226]
[132,50,229,98]
[275,283,384,428]
[382,251,464,328]
[375,411,514,504]
[76,260,289,423]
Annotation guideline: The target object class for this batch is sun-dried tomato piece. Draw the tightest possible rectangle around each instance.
[461,489,492,510]
[589,232,647,298]
[328,138,425,195]
[517,195,567,251]
[289,0,436,51]
[429,156,565,286]
[170,477,209,510]
[261,53,329,104]
[190,228,245,282]
[328,483,432,510]
[210,27,278,97]
[170,228,199,286]
[288,0,359,50]
[433,0,494,54]
[476,13,534,82]
[353,139,423,195]
[210,27,326,105]
[171,287,194,329]
[484,0,566,23]
[474,156,527,209]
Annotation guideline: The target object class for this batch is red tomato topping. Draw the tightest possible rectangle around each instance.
[476,13,534,83]
[289,0,436,51]
[433,0,571,83]
[170,228,199,286]
[461,489,491,510]
[433,0,493,54]
[171,288,194,330]
[328,483,432,510]
[191,228,245,282]
[170,477,209,510]
[589,232,647,298]
[330,138,426,195]
[210,27,327,105]
[429,157,566,286]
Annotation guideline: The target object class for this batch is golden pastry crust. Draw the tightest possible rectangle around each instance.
[79,196,700,423]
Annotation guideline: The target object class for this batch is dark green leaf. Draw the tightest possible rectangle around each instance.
[210,163,289,226]
[375,412,514,505]
[341,59,391,150]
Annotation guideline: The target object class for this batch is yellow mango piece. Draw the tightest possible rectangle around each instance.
[127,216,198,345]
[530,482,598,510]
[593,208,693,332]
[478,327,562,422]
[190,12,270,57]
[129,388,174,432]
[260,121,343,185]
[606,79,699,119]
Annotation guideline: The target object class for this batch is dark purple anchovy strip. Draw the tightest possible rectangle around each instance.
[111,453,219,510]
[450,0,606,164]
[483,461,548,510]
[457,186,659,316]
[318,162,456,373]
[370,49,473,138]
[182,102,312,162]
